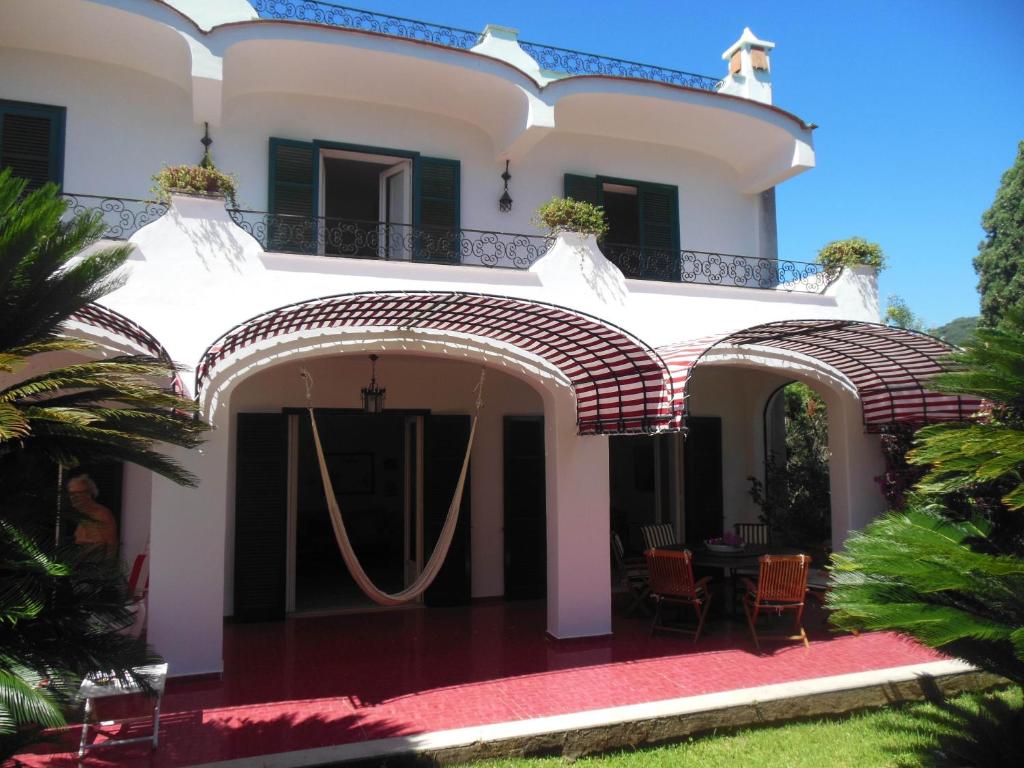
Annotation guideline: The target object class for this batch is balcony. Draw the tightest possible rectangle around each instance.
[62,196,836,294]
[248,1,722,92]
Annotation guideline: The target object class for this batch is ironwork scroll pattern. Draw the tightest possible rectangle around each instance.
[603,243,838,293]
[250,1,481,48]
[227,210,554,269]
[61,194,169,240]
[519,41,723,91]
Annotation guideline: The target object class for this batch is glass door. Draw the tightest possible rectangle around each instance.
[379,161,412,260]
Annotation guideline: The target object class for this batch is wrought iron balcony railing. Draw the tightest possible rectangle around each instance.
[601,242,840,293]
[518,42,723,91]
[61,194,169,240]
[249,1,722,92]
[227,210,555,269]
[250,1,480,48]
[227,210,836,293]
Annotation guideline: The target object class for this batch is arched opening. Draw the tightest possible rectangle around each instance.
[223,348,549,618]
[756,381,832,555]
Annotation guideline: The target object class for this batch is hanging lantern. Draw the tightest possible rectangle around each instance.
[360,354,386,414]
[498,159,512,212]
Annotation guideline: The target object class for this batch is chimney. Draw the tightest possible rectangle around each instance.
[719,27,774,104]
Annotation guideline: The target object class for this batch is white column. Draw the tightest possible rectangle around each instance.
[544,389,611,638]
[147,425,230,676]
[826,393,886,550]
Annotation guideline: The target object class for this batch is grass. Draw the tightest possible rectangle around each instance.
[462,688,1021,768]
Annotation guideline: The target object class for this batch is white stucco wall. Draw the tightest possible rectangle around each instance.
[0,48,197,198]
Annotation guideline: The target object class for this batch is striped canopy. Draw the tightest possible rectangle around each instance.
[195,291,677,435]
[67,303,186,395]
[659,320,982,431]
[68,303,170,361]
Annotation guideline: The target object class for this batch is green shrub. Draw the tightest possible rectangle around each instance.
[816,237,886,270]
[152,164,237,207]
[535,196,609,238]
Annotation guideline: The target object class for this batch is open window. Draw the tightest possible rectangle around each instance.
[320,148,412,259]
[267,138,459,260]
[564,173,679,280]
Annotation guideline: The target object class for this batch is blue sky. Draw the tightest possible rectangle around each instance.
[289,1,1024,327]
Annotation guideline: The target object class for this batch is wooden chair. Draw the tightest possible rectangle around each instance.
[644,548,712,641]
[734,522,771,546]
[640,523,678,551]
[611,532,650,616]
[741,554,811,649]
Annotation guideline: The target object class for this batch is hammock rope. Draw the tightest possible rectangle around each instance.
[301,366,484,606]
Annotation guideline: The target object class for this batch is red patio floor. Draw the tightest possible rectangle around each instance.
[12,600,942,767]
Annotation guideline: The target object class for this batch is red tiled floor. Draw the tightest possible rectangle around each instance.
[11,599,942,767]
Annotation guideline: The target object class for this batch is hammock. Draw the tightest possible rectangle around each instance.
[302,367,484,605]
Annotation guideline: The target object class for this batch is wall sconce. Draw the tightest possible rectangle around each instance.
[360,354,386,414]
[499,160,512,212]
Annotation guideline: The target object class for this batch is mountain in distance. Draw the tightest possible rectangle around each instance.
[930,316,979,346]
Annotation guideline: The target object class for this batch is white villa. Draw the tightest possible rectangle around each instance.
[1,0,977,678]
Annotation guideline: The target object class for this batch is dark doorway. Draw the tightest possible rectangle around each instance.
[503,415,546,600]
[683,416,724,546]
[609,434,674,556]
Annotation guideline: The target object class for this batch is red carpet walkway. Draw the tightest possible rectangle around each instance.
[12,600,941,767]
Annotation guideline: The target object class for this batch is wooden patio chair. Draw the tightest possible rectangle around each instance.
[640,523,678,551]
[644,548,712,641]
[734,522,771,546]
[611,532,650,616]
[741,554,811,649]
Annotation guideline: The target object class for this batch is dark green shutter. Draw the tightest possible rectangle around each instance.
[413,156,460,263]
[503,416,546,601]
[234,413,288,622]
[423,415,472,606]
[0,99,65,190]
[268,138,316,253]
[639,182,680,280]
[563,173,600,204]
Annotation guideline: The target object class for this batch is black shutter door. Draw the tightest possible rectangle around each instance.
[683,416,724,546]
[563,173,600,204]
[503,416,546,600]
[268,138,316,253]
[413,156,460,263]
[0,100,65,190]
[423,415,471,606]
[639,183,680,281]
[234,413,288,622]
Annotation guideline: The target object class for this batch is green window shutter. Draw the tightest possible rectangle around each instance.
[639,182,680,281]
[0,99,65,191]
[563,173,600,204]
[268,137,316,253]
[413,156,460,263]
[233,412,288,622]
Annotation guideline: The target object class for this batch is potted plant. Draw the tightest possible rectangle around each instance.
[534,196,609,239]
[152,152,237,207]
[815,236,886,271]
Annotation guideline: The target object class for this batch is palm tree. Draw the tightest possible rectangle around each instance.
[828,313,1024,684]
[0,169,207,756]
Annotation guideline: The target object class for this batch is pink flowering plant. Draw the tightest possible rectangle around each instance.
[706,531,745,548]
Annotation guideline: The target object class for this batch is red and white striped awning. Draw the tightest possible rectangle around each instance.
[659,320,982,431]
[68,303,170,361]
[196,292,678,435]
[66,303,186,395]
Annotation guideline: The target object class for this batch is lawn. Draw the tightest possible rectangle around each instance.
[464,688,1020,768]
